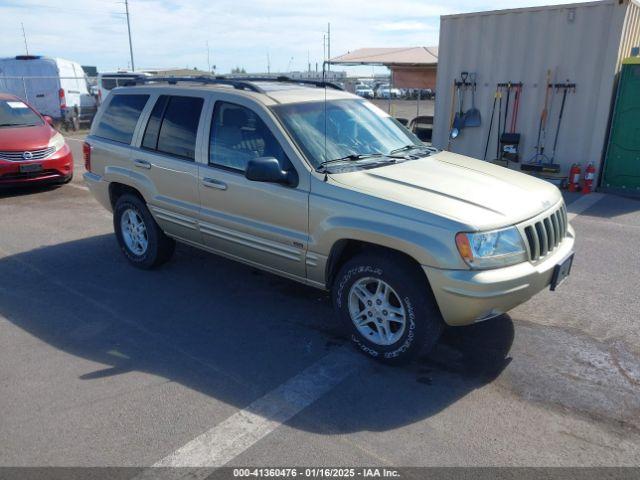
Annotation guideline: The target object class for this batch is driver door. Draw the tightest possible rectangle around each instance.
[197,100,309,280]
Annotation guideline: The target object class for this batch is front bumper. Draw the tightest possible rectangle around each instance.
[0,144,73,187]
[423,225,575,326]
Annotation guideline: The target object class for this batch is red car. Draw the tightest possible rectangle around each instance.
[0,93,73,187]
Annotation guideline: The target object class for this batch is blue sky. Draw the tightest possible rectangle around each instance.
[1,0,585,74]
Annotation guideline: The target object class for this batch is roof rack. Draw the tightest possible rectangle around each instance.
[227,76,344,91]
[132,76,265,93]
[131,75,343,93]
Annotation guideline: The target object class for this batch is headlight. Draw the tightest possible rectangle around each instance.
[455,227,527,269]
[48,132,66,153]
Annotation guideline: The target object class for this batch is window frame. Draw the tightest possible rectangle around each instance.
[207,100,289,174]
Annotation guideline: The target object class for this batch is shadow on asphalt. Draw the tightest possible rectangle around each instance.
[0,183,64,199]
[0,234,513,433]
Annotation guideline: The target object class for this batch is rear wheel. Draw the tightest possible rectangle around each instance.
[332,251,443,365]
[113,194,175,269]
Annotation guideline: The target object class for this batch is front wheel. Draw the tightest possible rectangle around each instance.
[332,252,443,365]
[113,193,175,269]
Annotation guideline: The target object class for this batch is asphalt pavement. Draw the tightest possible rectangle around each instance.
[0,135,639,468]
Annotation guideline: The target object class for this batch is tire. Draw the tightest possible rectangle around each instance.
[113,193,175,269]
[332,251,443,365]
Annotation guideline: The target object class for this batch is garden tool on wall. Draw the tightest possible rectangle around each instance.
[463,72,481,127]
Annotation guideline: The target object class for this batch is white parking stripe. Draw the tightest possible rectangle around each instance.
[66,183,89,191]
[142,348,365,474]
[566,193,605,221]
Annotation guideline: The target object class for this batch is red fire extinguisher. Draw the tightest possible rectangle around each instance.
[582,163,596,194]
[568,163,581,192]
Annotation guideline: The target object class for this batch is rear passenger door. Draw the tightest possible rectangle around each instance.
[133,93,207,243]
[197,99,309,279]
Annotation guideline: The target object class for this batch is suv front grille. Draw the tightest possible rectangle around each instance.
[0,146,56,162]
[523,204,568,261]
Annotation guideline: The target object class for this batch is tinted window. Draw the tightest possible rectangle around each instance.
[209,102,286,171]
[142,95,169,150]
[94,94,149,144]
[101,78,117,90]
[154,96,203,160]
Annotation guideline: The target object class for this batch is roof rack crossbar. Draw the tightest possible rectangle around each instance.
[227,76,343,91]
[132,76,265,93]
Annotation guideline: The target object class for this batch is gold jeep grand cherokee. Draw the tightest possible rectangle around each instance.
[84,77,575,364]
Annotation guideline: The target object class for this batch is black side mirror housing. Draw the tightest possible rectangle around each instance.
[245,157,298,186]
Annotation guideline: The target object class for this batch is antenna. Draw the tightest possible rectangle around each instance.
[124,0,135,71]
[21,22,29,55]
[327,23,331,72]
[322,60,328,181]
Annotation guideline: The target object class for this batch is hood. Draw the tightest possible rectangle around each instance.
[0,124,55,151]
[329,151,562,230]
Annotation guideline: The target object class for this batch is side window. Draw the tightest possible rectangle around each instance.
[144,96,203,160]
[142,95,169,150]
[94,94,149,144]
[209,102,286,171]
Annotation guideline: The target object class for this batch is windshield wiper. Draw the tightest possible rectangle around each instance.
[316,153,383,172]
[0,123,29,127]
[389,144,426,155]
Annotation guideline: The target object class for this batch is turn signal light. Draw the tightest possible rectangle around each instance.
[455,232,473,263]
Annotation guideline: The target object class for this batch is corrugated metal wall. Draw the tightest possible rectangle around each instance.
[433,0,639,178]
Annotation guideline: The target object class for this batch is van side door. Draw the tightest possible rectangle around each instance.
[197,98,309,280]
[132,93,208,243]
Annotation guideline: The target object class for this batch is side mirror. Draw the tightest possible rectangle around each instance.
[43,115,54,126]
[245,157,298,186]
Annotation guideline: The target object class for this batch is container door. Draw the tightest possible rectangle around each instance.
[603,63,640,192]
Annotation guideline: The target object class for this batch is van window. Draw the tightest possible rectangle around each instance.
[209,102,286,171]
[94,94,149,144]
[101,78,118,91]
[145,96,203,160]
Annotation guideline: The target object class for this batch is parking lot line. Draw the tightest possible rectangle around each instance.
[566,193,605,221]
[66,183,89,191]
[148,348,366,471]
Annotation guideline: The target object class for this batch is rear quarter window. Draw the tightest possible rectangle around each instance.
[94,94,149,144]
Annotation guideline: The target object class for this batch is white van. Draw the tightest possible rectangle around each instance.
[96,72,151,105]
[0,55,93,126]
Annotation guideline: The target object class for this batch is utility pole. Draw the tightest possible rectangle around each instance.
[327,22,331,71]
[21,22,29,55]
[124,0,135,71]
[267,49,271,75]
[206,41,211,73]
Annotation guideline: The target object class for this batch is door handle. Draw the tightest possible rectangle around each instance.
[133,159,151,169]
[202,177,227,190]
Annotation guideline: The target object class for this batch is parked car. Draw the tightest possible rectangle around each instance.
[355,85,374,99]
[0,93,73,187]
[376,84,401,99]
[0,55,91,128]
[84,78,575,364]
[96,72,150,105]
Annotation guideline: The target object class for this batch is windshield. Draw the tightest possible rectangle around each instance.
[272,99,423,168]
[0,99,43,127]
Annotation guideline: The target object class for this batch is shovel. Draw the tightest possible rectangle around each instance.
[463,73,481,127]
[450,72,467,139]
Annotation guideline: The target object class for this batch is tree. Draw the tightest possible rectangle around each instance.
[231,66,246,74]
